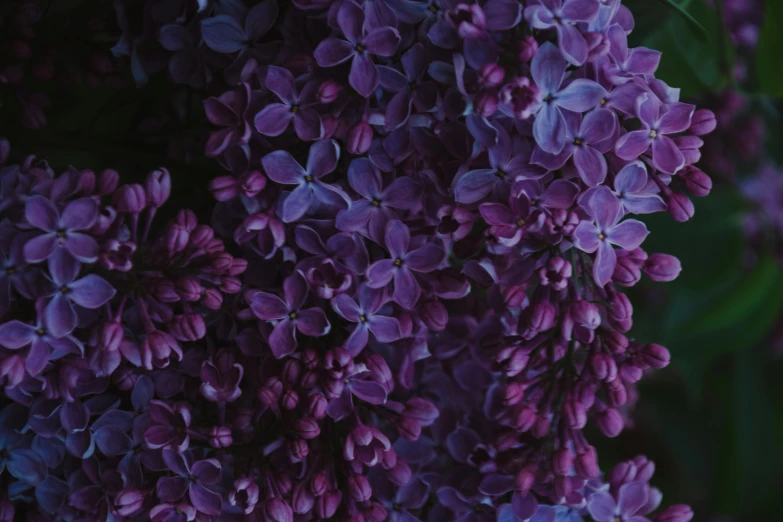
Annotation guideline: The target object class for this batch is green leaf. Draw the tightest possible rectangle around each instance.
[654,0,709,42]
[757,0,783,96]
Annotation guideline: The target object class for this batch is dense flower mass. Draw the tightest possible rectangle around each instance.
[0,0,716,520]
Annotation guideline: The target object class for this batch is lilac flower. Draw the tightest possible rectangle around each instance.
[437,487,494,522]
[573,187,649,286]
[150,502,197,522]
[615,94,695,174]
[530,42,606,154]
[144,400,192,452]
[479,192,536,247]
[314,1,401,97]
[514,179,580,214]
[41,249,115,338]
[200,358,243,403]
[372,474,430,522]
[588,482,649,522]
[604,25,662,85]
[254,66,323,140]
[366,221,444,310]
[261,139,347,222]
[0,403,47,486]
[331,285,402,355]
[23,195,100,263]
[326,359,389,421]
[532,108,616,186]
[156,449,223,516]
[336,158,421,242]
[613,161,666,214]
[378,43,438,130]
[203,83,252,158]
[0,314,82,376]
[448,0,523,69]
[525,0,601,65]
[248,270,330,358]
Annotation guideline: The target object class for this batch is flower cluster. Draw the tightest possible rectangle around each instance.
[0,0,715,520]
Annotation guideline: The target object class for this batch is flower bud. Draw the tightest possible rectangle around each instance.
[292,483,315,514]
[614,254,642,286]
[96,169,120,195]
[688,109,716,136]
[388,459,412,485]
[190,225,215,248]
[395,414,421,441]
[474,90,499,117]
[606,377,628,407]
[347,474,372,502]
[420,298,448,331]
[517,35,538,62]
[347,120,372,155]
[681,166,712,197]
[281,389,299,410]
[289,438,309,460]
[113,489,144,516]
[575,445,599,478]
[100,321,124,352]
[553,448,573,475]
[317,80,341,103]
[145,168,171,207]
[0,355,24,389]
[514,405,537,432]
[311,473,328,497]
[563,400,587,429]
[79,169,96,195]
[642,343,670,369]
[479,63,505,87]
[242,171,267,197]
[596,408,624,437]
[667,193,694,222]
[605,331,629,354]
[590,353,617,382]
[114,184,146,213]
[643,254,682,282]
[209,425,233,448]
[571,301,601,329]
[308,394,328,419]
[262,498,293,522]
[503,382,525,406]
[515,468,536,495]
[294,417,320,439]
[317,490,342,519]
[229,478,259,514]
[209,176,240,201]
[675,135,703,165]
[608,292,633,332]
[655,504,694,522]
[528,301,556,332]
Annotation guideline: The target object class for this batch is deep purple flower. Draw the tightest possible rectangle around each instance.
[336,158,421,242]
[331,285,402,356]
[0,403,47,486]
[372,474,430,522]
[41,249,115,338]
[254,66,323,140]
[604,25,661,85]
[530,42,606,153]
[573,187,649,286]
[314,1,401,97]
[200,358,243,403]
[588,482,649,522]
[248,270,330,358]
[613,161,666,214]
[23,195,100,263]
[144,400,192,452]
[261,139,347,222]
[448,0,523,68]
[378,43,438,130]
[0,311,82,376]
[326,359,389,421]
[156,449,223,516]
[204,83,252,158]
[615,94,695,174]
[437,487,494,522]
[150,502,197,522]
[525,0,600,65]
[479,192,536,247]
[366,221,444,310]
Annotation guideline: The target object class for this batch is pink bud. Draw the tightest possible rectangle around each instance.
[113,184,146,213]
[479,63,505,87]
[209,176,240,201]
[597,408,624,437]
[308,394,328,419]
[292,483,315,514]
[295,417,320,439]
[98,169,120,195]
[347,474,372,502]
[79,169,96,195]
[113,489,144,517]
[517,35,538,62]
[317,490,342,519]
[289,438,309,460]
[145,168,171,207]
[655,505,694,522]
[474,90,499,117]
[262,498,293,522]
[642,343,670,368]
[515,468,536,494]
[421,298,448,331]
[347,120,372,155]
[209,425,233,448]
[396,414,421,441]
[553,448,573,475]
[241,171,267,197]
[643,253,682,282]
[100,321,124,352]
[317,80,341,103]
[688,109,717,136]
[575,445,599,478]
[667,192,694,222]
[681,165,712,197]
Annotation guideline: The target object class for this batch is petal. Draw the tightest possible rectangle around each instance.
[557,22,589,65]
[363,27,401,57]
[636,94,661,125]
[541,179,579,208]
[406,244,443,273]
[250,292,288,320]
[63,233,100,263]
[484,0,522,30]
[336,201,375,231]
[296,308,331,337]
[23,234,57,263]
[201,15,246,53]
[580,108,616,144]
[192,459,222,485]
[204,127,235,157]
[347,158,382,199]
[49,246,80,286]
[573,146,607,186]
[314,38,355,67]
[588,491,617,522]
[203,97,237,126]
[8,449,47,485]
[589,186,622,229]
[344,324,370,356]
[45,294,77,338]
[261,150,305,185]
[61,198,98,231]
[622,194,666,214]
[254,104,294,137]
[0,321,35,349]
[573,221,600,253]
[385,89,413,130]
[27,338,50,375]
[437,487,472,512]
[351,380,387,404]
[293,108,323,141]
[385,220,410,258]
[245,0,277,39]
[284,271,309,310]
[561,0,600,21]
[651,136,685,174]
[282,185,315,223]
[556,79,606,112]
[269,320,297,359]
[337,0,364,42]
[607,219,649,250]
[25,196,58,232]
[307,139,340,179]
[454,169,497,204]
[593,241,617,287]
[393,268,420,310]
[368,315,402,343]
[531,42,566,93]
[658,102,695,135]
[294,225,326,255]
[157,476,189,502]
[618,483,649,517]
[366,260,395,288]
[312,181,351,209]
[331,294,361,322]
[533,104,567,154]
[401,43,427,80]
[479,203,515,226]
[94,426,134,457]
[68,275,115,309]
[382,177,421,209]
[350,53,380,97]
[626,47,661,74]
[614,161,648,193]
[190,483,223,516]
[615,130,652,161]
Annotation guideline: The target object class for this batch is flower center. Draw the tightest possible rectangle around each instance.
[544,94,554,104]
[305,175,313,183]
[355,44,365,53]
[291,104,300,113]
[598,232,606,240]
[289,312,298,320]
[36,328,45,336]
[531,199,538,206]
[393,258,403,267]
[600,98,607,106]
[649,129,658,139]
[496,169,506,179]
[56,229,67,238]
[517,218,526,227]
[574,138,583,146]
[5,266,15,275]
[371,199,381,207]
[359,315,367,323]
[393,503,403,511]
[60,285,70,295]
[428,4,438,13]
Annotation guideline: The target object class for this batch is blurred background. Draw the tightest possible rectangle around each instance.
[595,1,783,520]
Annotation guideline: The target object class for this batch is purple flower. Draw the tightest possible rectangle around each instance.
[23,195,100,263]
[314,1,401,97]
[331,285,402,356]
[156,449,223,516]
[437,487,494,522]
[588,482,649,522]
[326,357,389,421]
[479,192,536,247]
[150,502,197,522]
[573,187,649,286]
[254,66,323,140]
[372,474,430,521]
[449,0,523,69]
[336,158,421,242]
[613,161,666,214]
[377,43,438,130]
[525,0,600,65]
[530,42,606,154]
[261,140,347,223]
[0,404,47,486]
[604,25,661,85]
[0,313,82,376]
[144,400,192,453]
[204,83,252,158]
[615,94,695,174]
[514,179,580,214]
[200,359,243,403]
[366,221,444,310]
[41,249,115,338]
[532,108,616,186]
[248,270,330,358]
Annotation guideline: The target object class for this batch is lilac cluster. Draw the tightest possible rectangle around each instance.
[0,0,716,520]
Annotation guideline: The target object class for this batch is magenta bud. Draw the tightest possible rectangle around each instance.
[688,109,717,136]
[614,255,642,286]
[259,377,283,405]
[347,120,372,155]
[515,405,537,432]
[262,498,293,522]
[0,355,24,389]
[553,448,573,475]
[389,459,412,485]
[317,490,342,519]
[242,170,267,197]
[421,298,448,331]
[608,292,633,332]
[145,168,171,207]
[281,389,299,410]
[209,425,233,448]
[311,472,328,497]
[681,166,712,197]
[597,408,624,437]
[667,193,695,222]
[620,362,643,383]
[642,343,670,368]
[100,321,124,352]
[347,474,372,502]
[590,353,611,381]
[606,377,628,407]
[396,414,421,441]
[605,331,629,354]
[571,300,601,329]
[294,417,320,439]
[528,301,556,332]
[609,461,637,486]
[113,489,144,516]
[479,63,505,87]
[474,90,499,117]
[98,169,120,195]
[503,382,525,406]
[517,35,538,62]
[364,353,392,384]
[79,169,96,195]
[531,414,550,438]
[553,475,573,498]
[515,468,536,494]
[655,505,694,522]
[564,400,587,429]
[307,394,328,419]
[292,483,315,514]
[209,176,240,201]
[203,288,223,309]
[403,398,439,426]
[575,445,599,478]
[113,184,146,213]
[643,253,682,282]
[112,366,137,391]
[289,438,309,460]
[166,224,189,254]
[175,209,198,231]
[317,80,341,103]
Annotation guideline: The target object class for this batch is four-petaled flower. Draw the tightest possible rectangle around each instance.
[156,449,223,516]
[23,195,100,263]
[525,0,600,65]
[331,285,402,356]
[254,66,323,140]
